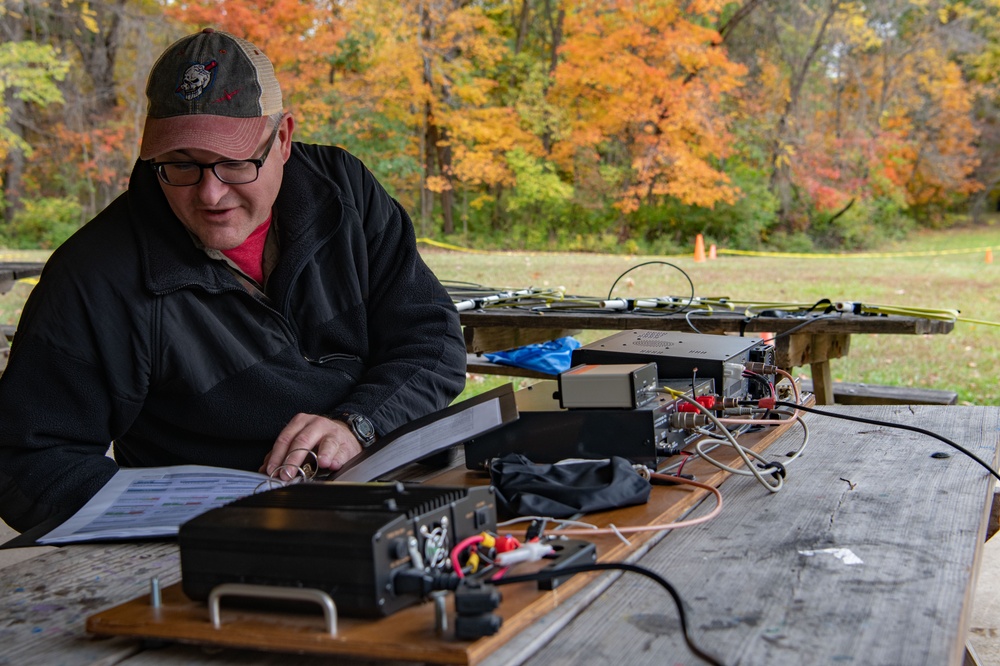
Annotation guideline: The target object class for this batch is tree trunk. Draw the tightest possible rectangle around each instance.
[767,0,840,230]
[419,0,456,234]
[540,0,564,154]
[1,3,27,227]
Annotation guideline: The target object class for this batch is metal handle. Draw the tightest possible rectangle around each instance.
[207,583,338,636]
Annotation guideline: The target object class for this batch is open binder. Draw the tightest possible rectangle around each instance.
[330,383,518,481]
[6,383,518,547]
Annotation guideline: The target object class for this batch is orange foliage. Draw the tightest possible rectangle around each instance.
[166,0,346,121]
[549,0,745,212]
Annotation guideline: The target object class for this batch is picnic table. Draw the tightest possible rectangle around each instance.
[0,261,44,372]
[0,261,43,295]
[0,404,995,665]
[460,308,955,405]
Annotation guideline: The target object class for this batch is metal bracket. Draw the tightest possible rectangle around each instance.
[208,583,338,636]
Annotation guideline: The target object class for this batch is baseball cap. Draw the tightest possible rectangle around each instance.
[140,28,283,161]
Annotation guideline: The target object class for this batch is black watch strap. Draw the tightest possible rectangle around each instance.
[336,412,377,448]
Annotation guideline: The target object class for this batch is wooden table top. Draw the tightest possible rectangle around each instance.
[0,261,44,279]
[459,307,955,336]
[0,405,995,665]
[0,261,44,296]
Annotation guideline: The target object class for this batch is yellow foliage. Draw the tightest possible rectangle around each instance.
[80,2,98,33]
[549,0,745,210]
[425,175,453,194]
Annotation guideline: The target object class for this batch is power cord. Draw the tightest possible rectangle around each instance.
[774,402,1000,482]
[493,562,725,666]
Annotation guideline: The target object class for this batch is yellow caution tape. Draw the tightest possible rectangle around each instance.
[959,317,1000,327]
[717,246,994,259]
[416,238,491,254]
[415,238,691,258]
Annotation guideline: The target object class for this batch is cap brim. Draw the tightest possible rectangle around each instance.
[140,114,272,161]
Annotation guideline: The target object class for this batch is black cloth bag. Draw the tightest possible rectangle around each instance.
[488,453,651,518]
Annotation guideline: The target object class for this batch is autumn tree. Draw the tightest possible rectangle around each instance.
[2,0,171,233]
[957,0,1000,219]
[546,0,746,242]
[287,0,540,235]
[2,0,997,253]
[1,2,71,225]
[724,0,984,239]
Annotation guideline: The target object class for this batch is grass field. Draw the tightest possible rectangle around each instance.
[2,224,997,404]
[419,223,1000,406]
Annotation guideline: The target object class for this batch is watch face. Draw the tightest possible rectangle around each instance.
[350,414,376,442]
[353,415,375,439]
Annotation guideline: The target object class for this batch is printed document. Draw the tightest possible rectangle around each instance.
[38,465,269,544]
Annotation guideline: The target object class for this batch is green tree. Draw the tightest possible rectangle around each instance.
[0,38,69,223]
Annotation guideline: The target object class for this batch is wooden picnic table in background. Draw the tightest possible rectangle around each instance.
[0,262,958,405]
[460,308,955,405]
[0,261,43,295]
[0,262,44,373]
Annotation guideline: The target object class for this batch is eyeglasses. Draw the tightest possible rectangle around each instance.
[149,124,281,187]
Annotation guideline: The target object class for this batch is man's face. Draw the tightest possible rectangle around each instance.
[154,114,294,251]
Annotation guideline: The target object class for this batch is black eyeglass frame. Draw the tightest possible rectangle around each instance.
[148,123,282,187]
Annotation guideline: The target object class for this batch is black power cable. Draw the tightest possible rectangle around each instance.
[605,261,697,316]
[774,401,1000,482]
[493,562,725,666]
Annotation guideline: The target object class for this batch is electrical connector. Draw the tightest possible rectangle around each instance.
[670,412,710,429]
[392,568,462,597]
[833,301,862,313]
[526,519,547,541]
[678,395,716,413]
[723,362,745,380]
[455,613,502,640]
[494,541,555,567]
[453,580,504,640]
[744,361,778,374]
[454,580,502,615]
[493,535,520,553]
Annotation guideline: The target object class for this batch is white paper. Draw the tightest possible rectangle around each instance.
[798,547,864,565]
[38,465,270,544]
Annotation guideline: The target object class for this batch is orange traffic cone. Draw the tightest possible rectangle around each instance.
[694,234,706,262]
[987,248,994,264]
[708,244,717,260]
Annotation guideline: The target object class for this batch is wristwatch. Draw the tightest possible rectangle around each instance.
[336,412,377,448]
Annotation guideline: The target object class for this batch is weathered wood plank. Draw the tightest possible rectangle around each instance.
[781,332,851,367]
[465,354,552,379]
[514,405,999,666]
[799,380,959,406]
[4,406,992,666]
[0,542,179,665]
[460,310,955,336]
[0,262,44,296]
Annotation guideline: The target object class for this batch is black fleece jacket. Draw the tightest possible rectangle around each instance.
[0,143,466,532]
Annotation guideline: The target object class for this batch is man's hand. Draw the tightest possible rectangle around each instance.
[260,413,363,477]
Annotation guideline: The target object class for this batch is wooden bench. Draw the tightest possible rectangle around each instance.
[466,353,552,379]
[798,379,958,405]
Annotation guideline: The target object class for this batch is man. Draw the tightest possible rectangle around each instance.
[0,29,466,533]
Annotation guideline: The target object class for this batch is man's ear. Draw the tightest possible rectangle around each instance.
[278,113,295,163]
